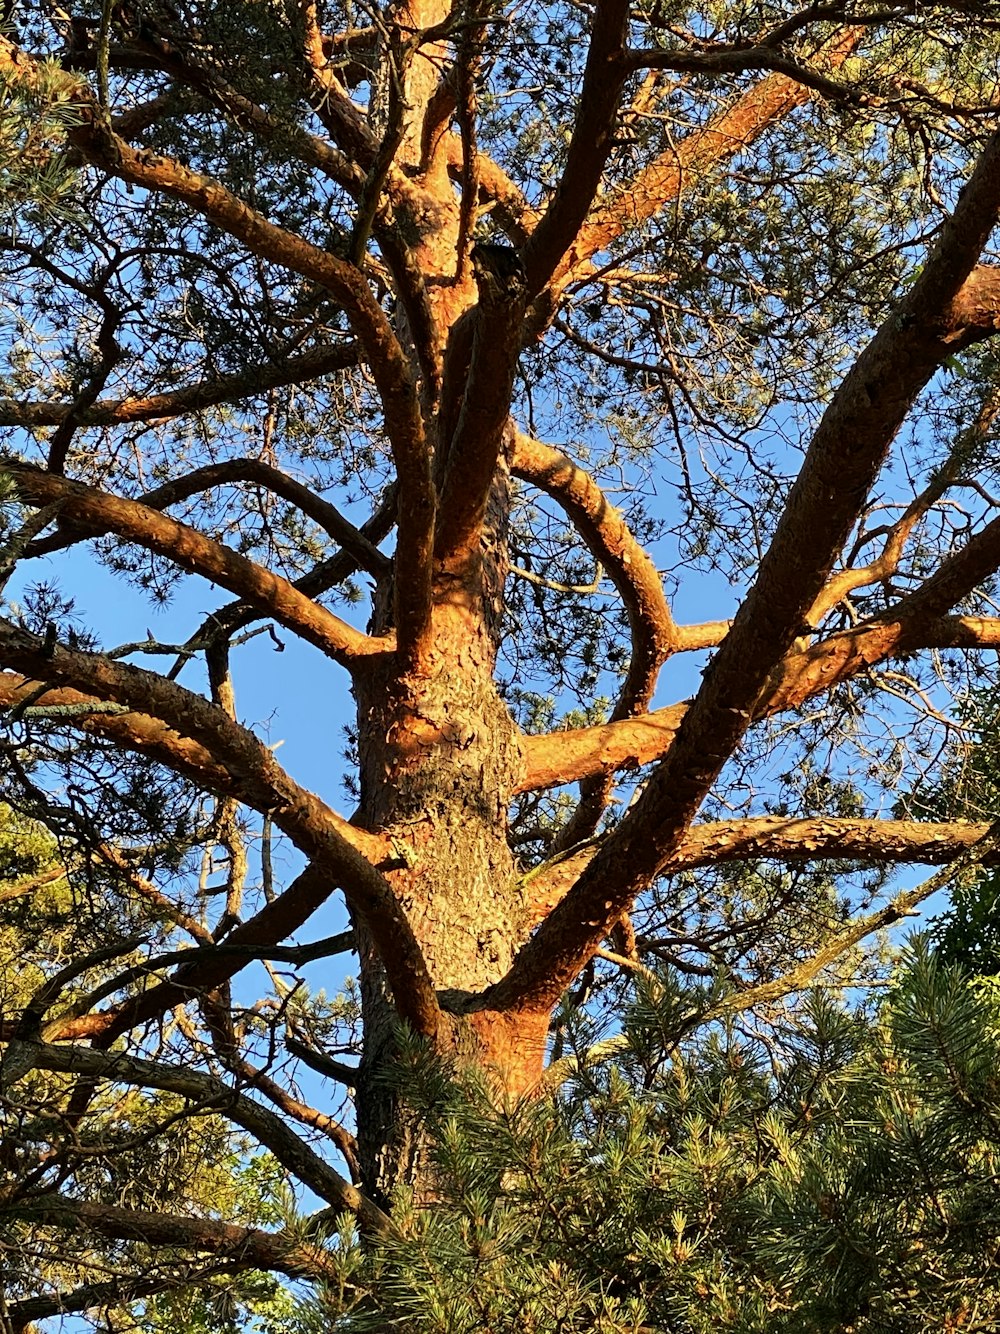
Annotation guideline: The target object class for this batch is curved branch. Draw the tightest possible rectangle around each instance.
[27,458,390,579]
[0,625,439,1037]
[0,672,242,794]
[511,429,677,708]
[0,340,360,428]
[489,137,1000,1012]
[21,1041,390,1232]
[511,428,678,846]
[5,464,388,666]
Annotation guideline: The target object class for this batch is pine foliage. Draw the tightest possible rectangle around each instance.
[305,948,1000,1333]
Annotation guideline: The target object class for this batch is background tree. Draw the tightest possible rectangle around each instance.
[4,0,1000,1325]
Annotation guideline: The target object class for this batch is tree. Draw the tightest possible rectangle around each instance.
[4,0,1000,1324]
[312,942,1000,1333]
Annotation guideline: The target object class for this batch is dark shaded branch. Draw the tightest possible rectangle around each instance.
[625,43,869,105]
[0,625,439,1037]
[521,0,631,298]
[286,1032,360,1088]
[17,1043,390,1231]
[5,1272,232,1331]
[8,1194,340,1279]
[0,340,360,428]
[56,930,357,1022]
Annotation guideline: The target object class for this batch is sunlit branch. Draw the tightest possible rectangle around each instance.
[542,816,1000,1090]
[0,37,436,659]
[0,673,241,796]
[536,27,865,322]
[0,863,67,906]
[297,0,439,383]
[523,815,1000,924]
[511,427,678,847]
[164,485,399,679]
[5,463,388,667]
[92,27,365,190]
[767,515,1000,711]
[27,458,390,581]
[805,381,1000,631]
[490,134,1000,1014]
[710,818,1000,1014]
[299,0,381,168]
[444,134,541,244]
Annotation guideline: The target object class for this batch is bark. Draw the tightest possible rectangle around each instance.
[5,7,1000,1285]
[352,567,533,1201]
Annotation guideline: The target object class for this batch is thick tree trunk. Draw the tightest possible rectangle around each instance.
[353,473,538,1200]
[353,647,530,1200]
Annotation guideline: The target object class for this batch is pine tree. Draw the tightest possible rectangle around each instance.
[4,0,1000,1325]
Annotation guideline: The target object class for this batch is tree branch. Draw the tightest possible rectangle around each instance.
[26,458,390,580]
[625,42,870,106]
[434,272,527,588]
[511,428,678,846]
[532,27,865,326]
[4,463,388,666]
[521,0,631,298]
[518,610,1000,794]
[511,429,677,710]
[0,340,360,428]
[0,35,435,665]
[489,132,1000,1014]
[523,815,1000,924]
[15,1043,390,1232]
[0,625,439,1037]
[542,817,1000,1091]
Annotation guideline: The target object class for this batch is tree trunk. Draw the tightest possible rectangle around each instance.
[353,477,542,1201]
